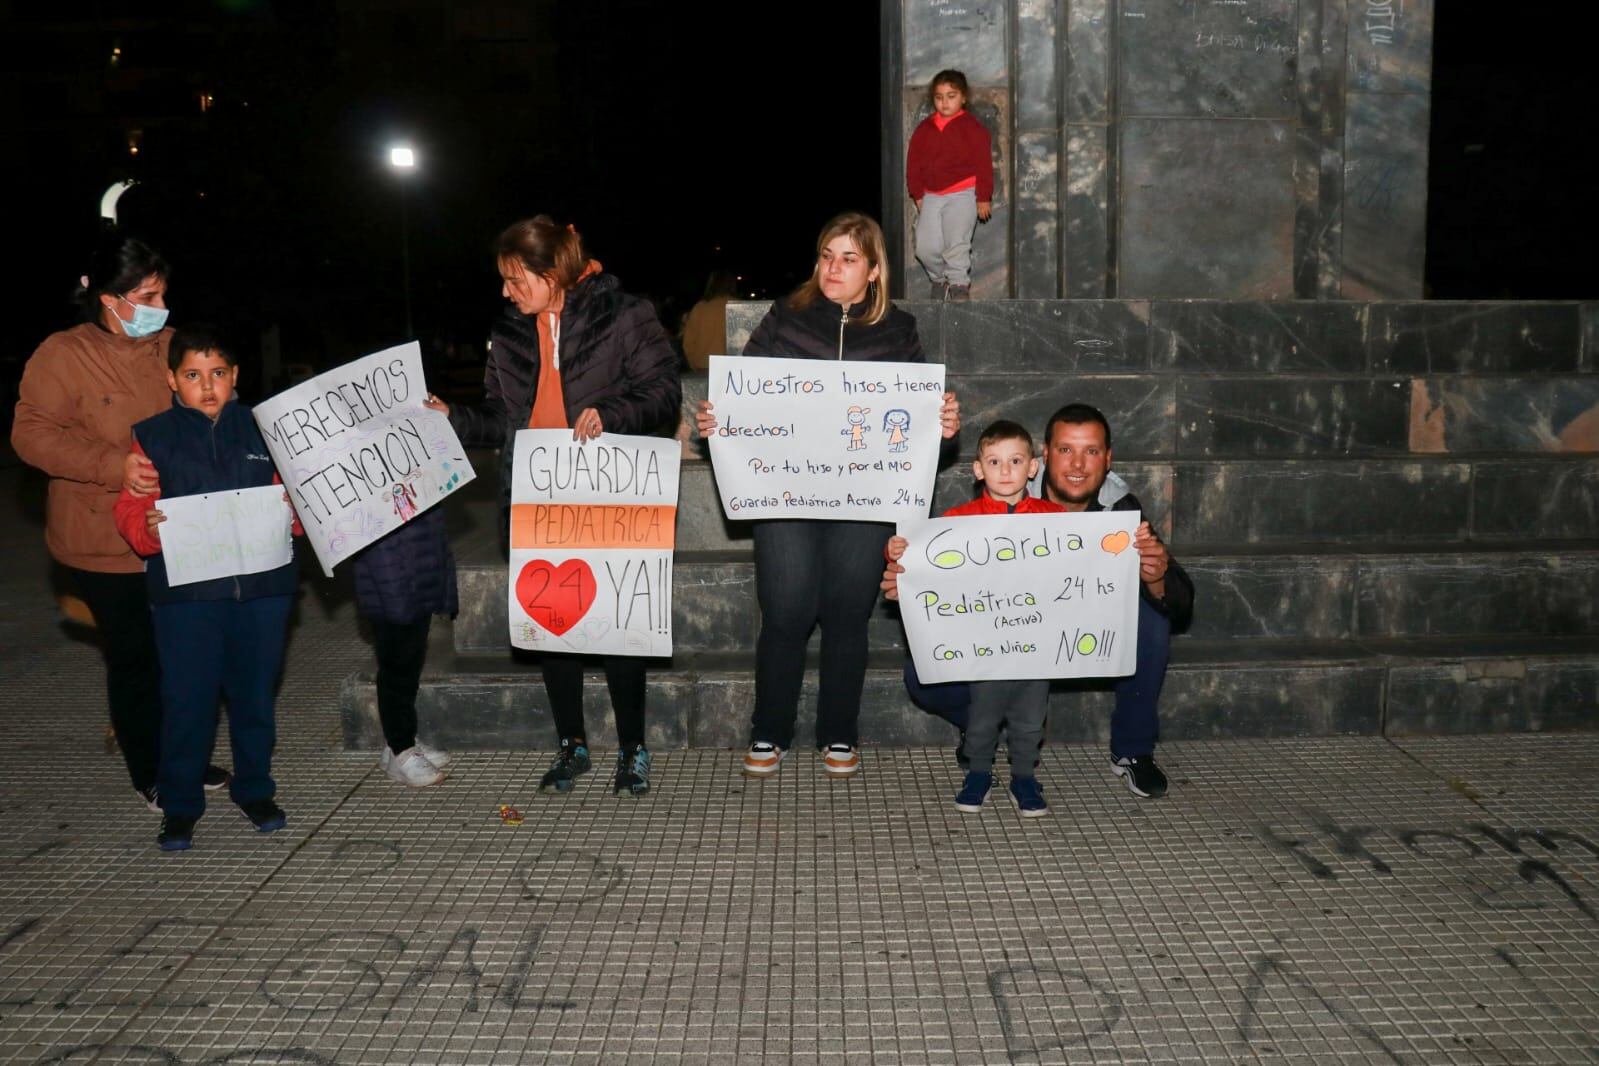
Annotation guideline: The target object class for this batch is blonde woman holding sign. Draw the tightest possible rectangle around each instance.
[695,212,961,779]
[432,217,680,796]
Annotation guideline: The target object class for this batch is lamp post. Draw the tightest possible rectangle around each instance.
[388,144,417,339]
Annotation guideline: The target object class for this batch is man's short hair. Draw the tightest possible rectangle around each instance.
[1044,403,1112,450]
[977,419,1034,455]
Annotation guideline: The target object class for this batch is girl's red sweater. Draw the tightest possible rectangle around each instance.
[905,110,994,202]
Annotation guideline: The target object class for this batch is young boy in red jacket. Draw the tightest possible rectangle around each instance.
[113,326,301,852]
[883,420,1061,816]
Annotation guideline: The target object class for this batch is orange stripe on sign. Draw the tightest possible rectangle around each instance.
[510,504,677,550]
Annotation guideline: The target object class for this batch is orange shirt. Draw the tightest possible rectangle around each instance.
[527,260,604,429]
[528,305,568,429]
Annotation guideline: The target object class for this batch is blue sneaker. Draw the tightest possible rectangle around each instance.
[614,744,651,796]
[1008,777,1049,818]
[240,800,287,833]
[157,815,195,852]
[539,738,591,793]
[954,771,992,812]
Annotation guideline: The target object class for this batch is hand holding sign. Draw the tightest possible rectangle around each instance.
[896,511,1141,683]
[706,356,945,523]
[252,342,475,576]
[508,430,682,657]
[157,485,295,587]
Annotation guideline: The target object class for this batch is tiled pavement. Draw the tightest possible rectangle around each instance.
[2,459,1597,1064]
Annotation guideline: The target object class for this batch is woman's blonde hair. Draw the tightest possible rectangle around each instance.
[495,215,588,291]
[787,211,891,326]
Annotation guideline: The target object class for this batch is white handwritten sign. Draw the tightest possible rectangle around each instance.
[252,342,474,576]
[707,355,944,522]
[158,485,294,587]
[897,511,1141,683]
[508,431,681,657]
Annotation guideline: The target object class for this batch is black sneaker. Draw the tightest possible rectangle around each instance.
[1111,755,1169,798]
[203,765,230,791]
[134,785,161,813]
[613,744,652,796]
[539,738,591,793]
[157,815,196,852]
[240,799,287,833]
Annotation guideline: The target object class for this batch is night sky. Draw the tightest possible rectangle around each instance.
[5,2,1594,409]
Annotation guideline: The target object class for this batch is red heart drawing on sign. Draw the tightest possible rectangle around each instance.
[515,559,596,636]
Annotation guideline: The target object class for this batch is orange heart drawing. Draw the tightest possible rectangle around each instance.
[515,559,596,636]
[1100,531,1131,555]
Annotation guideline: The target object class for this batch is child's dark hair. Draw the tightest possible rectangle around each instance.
[168,324,235,371]
[978,419,1034,455]
[77,233,169,321]
[1044,403,1113,450]
[927,69,970,107]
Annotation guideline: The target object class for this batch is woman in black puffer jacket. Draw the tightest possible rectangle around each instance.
[434,217,680,796]
[696,212,960,780]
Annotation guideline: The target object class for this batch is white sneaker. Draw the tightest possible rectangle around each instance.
[742,742,785,777]
[822,744,861,777]
[381,745,445,787]
[415,739,452,769]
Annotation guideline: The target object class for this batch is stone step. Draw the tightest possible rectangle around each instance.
[690,365,1599,461]
[338,637,1599,751]
[730,300,1598,377]
[451,545,1599,655]
[454,449,1599,552]
[717,300,1599,459]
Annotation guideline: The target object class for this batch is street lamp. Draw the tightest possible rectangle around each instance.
[387,143,418,339]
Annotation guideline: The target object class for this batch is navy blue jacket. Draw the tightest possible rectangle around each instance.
[350,505,458,623]
[131,398,299,604]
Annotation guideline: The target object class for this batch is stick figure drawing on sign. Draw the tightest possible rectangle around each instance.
[392,482,419,522]
[842,405,871,451]
[883,408,910,452]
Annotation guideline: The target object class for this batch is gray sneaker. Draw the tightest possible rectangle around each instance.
[946,284,971,301]
[929,280,947,300]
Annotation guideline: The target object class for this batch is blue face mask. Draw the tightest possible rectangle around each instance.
[114,295,169,338]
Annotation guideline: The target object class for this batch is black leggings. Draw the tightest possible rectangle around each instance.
[71,568,163,792]
[372,616,432,753]
[542,655,646,749]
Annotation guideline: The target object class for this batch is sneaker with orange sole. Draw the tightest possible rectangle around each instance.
[742,742,785,777]
[821,743,860,777]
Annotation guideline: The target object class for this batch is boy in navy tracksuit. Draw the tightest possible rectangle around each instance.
[114,325,299,851]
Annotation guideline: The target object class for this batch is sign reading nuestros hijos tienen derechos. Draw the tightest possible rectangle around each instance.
[706,355,944,523]
[896,511,1142,683]
[252,342,475,576]
[508,430,681,658]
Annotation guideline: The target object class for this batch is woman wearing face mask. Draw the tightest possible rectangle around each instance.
[695,211,961,780]
[12,234,225,811]
[430,216,680,797]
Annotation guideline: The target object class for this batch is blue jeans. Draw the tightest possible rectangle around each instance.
[153,595,292,819]
[751,519,893,749]
[1110,597,1170,758]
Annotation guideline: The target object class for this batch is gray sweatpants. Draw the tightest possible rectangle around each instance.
[964,678,1049,778]
[914,187,978,287]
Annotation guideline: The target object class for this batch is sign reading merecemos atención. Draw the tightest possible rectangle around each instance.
[252,342,474,575]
